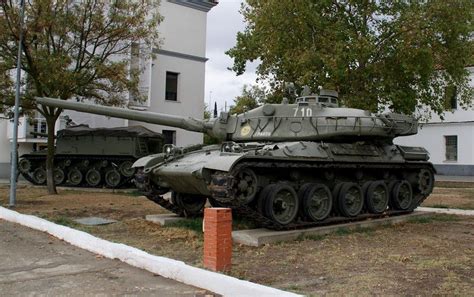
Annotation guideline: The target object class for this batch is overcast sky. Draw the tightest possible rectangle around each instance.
[205,0,258,113]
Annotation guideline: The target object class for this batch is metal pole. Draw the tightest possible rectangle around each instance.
[9,0,26,207]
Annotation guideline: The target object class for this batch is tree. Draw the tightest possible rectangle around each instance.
[229,84,267,114]
[227,0,473,116]
[0,0,161,194]
[203,103,220,145]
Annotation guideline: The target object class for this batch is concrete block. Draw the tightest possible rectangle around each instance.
[146,214,185,226]
[74,217,117,226]
[232,211,434,247]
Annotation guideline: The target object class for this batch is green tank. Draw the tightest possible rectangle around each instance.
[36,90,435,229]
[19,125,163,188]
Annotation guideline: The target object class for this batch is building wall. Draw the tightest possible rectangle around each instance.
[0,120,11,178]
[129,53,205,146]
[159,1,208,57]
[136,0,208,146]
[395,66,474,176]
[395,123,474,175]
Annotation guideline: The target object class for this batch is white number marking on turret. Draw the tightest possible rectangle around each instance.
[293,107,313,117]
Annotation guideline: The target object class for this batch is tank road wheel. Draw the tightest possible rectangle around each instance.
[297,183,314,217]
[53,168,65,185]
[301,184,333,221]
[32,168,47,185]
[418,169,434,195]
[337,183,363,217]
[264,183,299,225]
[68,168,83,186]
[365,181,389,214]
[18,158,32,174]
[105,169,121,188]
[172,192,206,216]
[257,184,275,216]
[234,168,258,204]
[85,168,102,187]
[391,181,413,210]
[119,161,136,178]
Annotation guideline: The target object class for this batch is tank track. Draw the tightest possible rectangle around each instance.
[19,154,135,188]
[208,161,433,230]
[140,160,434,230]
[134,169,187,216]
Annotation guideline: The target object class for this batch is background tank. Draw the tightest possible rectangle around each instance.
[19,125,163,188]
[37,91,435,229]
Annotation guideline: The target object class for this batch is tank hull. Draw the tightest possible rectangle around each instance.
[136,141,435,229]
[18,125,163,188]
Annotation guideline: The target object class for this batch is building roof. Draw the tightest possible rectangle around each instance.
[168,0,218,12]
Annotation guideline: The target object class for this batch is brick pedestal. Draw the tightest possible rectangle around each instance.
[203,208,232,271]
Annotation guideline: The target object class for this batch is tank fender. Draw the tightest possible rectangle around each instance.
[132,153,166,169]
[203,153,244,172]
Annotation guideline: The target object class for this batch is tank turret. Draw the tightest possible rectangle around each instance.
[37,92,417,143]
[36,91,434,230]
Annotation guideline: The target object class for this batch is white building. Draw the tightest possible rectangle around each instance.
[0,0,218,178]
[395,66,474,176]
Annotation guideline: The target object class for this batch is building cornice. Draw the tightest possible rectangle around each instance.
[154,49,208,63]
[168,0,218,12]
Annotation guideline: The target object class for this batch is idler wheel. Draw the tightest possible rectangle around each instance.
[337,182,363,217]
[234,168,258,204]
[172,192,206,216]
[417,169,434,195]
[301,184,333,221]
[364,181,389,214]
[68,168,83,186]
[264,183,299,225]
[53,168,66,185]
[86,168,102,187]
[105,169,121,188]
[391,180,413,210]
[119,161,135,177]
[32,168,47,185]
[18,158,32,173]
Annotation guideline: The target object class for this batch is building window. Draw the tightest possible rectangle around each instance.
[445,135,458,161]
[165,72,179,101]
[444,85,457,110]
[162,130,176,145]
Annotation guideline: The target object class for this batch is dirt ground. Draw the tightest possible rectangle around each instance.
[1,186,473,296]
[422,187,474,209]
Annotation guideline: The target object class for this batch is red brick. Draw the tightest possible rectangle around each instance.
[203,208,233,272]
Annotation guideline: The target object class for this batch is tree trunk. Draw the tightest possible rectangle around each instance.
[45,116,57,194]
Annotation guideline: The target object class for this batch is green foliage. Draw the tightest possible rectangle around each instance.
[203,104,220,145]
[227,0,474,116]
[166,218,203,236]
[229,84,267,114]
[51,216,79,228]
[408,214,459,224]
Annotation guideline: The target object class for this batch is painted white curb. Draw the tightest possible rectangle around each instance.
[417,207,474,216]
[0,206,301,297]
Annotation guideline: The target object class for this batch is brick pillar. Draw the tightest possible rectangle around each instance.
[203,208,232,271]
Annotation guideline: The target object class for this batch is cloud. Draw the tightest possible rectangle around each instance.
[205,0,259,112]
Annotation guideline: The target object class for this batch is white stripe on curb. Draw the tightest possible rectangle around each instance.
[417,207,474,216]
[0,206,302,297]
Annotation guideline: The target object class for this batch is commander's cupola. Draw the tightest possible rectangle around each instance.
[296,89,339,107]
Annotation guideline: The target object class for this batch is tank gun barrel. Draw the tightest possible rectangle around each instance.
[36,97,210,134]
